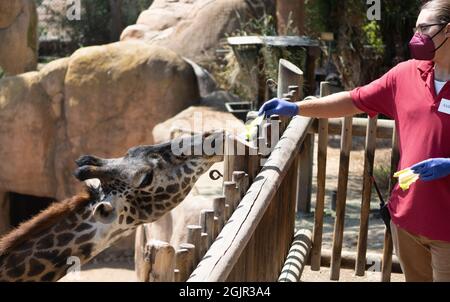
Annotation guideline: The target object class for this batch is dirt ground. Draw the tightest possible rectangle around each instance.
[61,134,403,282]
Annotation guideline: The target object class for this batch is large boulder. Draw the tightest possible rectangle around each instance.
[152,105,246,144]
[0,0,38,76]
[121,0,275,64]
[0,41,200,200]
[0,71,57,198]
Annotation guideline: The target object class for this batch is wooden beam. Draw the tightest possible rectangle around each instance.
[186,225,203,266]
[175,248,192,282]
[277,59,303,100]
[200,209,215,248]
[213,197,226,234]
[227,36,319,48]
[178,243,195,281]
[330,116,353,280]
[134,224,151,282]
[297,133,314,213]
[309,117,394,139]
[310,82,330,270]
[147,240,175,282]
[381,125,400,282]
[312,249,402,274]
[355,115,378,276]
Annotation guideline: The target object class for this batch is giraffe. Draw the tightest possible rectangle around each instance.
[0,131,225,282]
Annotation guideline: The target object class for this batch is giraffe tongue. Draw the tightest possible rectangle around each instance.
[93,201,116,224]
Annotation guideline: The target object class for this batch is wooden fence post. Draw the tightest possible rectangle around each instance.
[310,82,330,270]
[175,248,190,282]
[355,115,378,276]
[330,116,353,280]
[381,125,400,282]
[297,133,314,213]
[147,240,175,282]
[178,243,195,281]
[213,197,226,234]
[135,224,151,282]
[187,225,203,266]
[200,209,215,248]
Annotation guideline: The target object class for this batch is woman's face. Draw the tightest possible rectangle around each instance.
[416,9,449,62]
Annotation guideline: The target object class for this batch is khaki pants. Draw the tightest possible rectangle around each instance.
[390,221,450,282]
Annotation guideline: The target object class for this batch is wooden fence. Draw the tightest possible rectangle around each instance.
[134,59,401,282]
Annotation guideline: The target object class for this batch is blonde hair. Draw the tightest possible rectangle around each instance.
[421,0,450,23]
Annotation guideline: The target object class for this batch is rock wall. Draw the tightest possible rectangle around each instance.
[0,0,38,76]
[121,0,275,64]
[0,41,200,201]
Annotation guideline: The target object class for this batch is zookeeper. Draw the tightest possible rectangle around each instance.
[259,0,450,282]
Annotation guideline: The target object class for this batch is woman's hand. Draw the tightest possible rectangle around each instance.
[258,98,299,117]
[411,158,450,181]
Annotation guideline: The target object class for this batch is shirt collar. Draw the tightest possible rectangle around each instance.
[416,60,435,79]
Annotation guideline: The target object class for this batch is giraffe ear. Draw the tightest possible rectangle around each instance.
[93,201,116,224]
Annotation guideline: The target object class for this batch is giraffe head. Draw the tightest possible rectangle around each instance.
[73,131,225,231]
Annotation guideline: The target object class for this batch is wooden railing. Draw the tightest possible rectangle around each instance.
[134,59,401,282]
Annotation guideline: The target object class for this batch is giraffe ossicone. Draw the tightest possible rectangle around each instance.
[0,130,225,282]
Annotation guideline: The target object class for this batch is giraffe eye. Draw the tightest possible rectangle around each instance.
[137,170,154,188]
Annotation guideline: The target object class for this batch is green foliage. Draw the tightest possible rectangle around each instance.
[363,21,384,57]
[214,13,307,104]
[39,0,154,48]
[232,13,278,37]
[305,0,422,75]
[0,67,4,80]
[304,0,334,37]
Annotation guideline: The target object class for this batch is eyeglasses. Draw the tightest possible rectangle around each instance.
[413,23,447,34]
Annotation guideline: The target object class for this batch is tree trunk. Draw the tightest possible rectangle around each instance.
[276,0,305,35]
[330,1,368,89]
[109,0,124,41]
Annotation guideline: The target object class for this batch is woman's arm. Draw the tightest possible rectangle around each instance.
[296,91,364,118]
[258,91,364,119]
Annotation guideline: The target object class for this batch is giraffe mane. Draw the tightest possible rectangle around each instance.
[0,186,100,257]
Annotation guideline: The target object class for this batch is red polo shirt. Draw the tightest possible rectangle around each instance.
[350,59,450,242]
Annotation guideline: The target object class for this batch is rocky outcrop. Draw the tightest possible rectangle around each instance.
[0,41,200,200]
[152,105,246,144]
[120,0,275,64]
[0,0,38,76]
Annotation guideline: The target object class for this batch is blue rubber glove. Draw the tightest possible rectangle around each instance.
[258,98,299,117]
[410,158,450,181]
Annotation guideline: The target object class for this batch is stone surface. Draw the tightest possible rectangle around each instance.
[0,71,57,198]
[0,1,23,29]
[0,0,38,75]
[121,0,275,64]
[152,105,245,144]
[0,41,200,203]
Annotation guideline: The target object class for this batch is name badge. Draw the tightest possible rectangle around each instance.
[438,98,450,115]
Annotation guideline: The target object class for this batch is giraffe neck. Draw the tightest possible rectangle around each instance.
[0,159,217,282]
[0,191,131,282]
